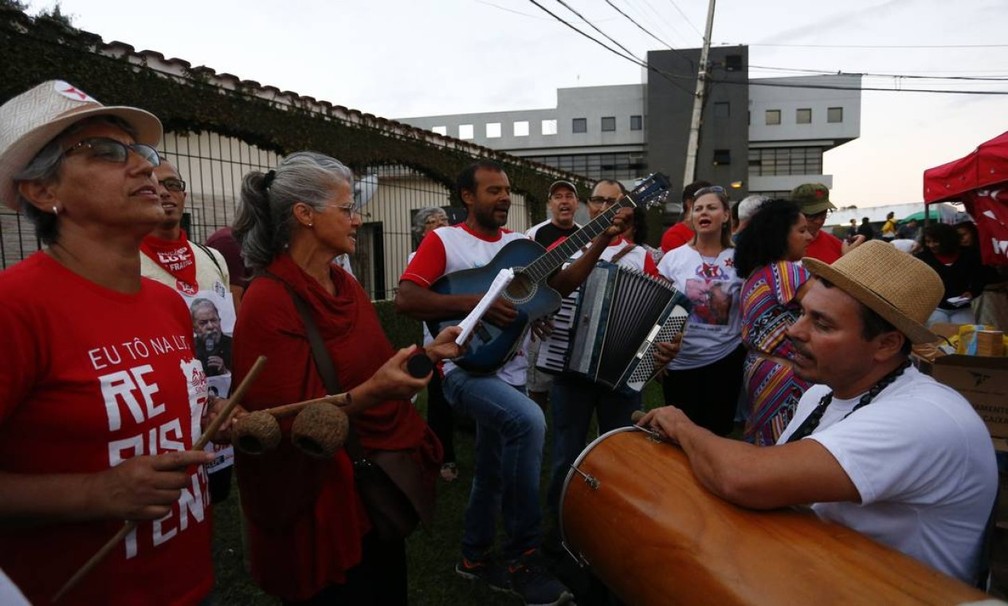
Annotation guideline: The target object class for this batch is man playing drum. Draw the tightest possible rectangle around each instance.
[640,241,997,584]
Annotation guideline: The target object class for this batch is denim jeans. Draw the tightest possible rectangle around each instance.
[545,375,641,522]
[443,369,545,561]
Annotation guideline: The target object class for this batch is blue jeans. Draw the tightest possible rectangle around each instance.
[443,369,545,561]
[545,375,641,521]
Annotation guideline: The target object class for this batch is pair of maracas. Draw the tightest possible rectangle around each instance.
[231,354,434,459]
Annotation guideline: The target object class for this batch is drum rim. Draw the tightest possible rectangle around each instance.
[558,425,644,552]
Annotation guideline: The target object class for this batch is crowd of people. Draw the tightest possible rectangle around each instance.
[0,79,1002,606]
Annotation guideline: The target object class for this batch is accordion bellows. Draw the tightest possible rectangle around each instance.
[538,262,691,392]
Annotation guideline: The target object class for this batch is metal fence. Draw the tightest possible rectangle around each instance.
[0,130,531,301]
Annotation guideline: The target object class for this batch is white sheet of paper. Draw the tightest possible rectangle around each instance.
[455,268,515,346]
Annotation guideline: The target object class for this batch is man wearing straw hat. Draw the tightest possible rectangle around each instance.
[640,241,997,584]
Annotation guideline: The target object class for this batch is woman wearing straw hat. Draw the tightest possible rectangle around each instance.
[0,81,223,604]
[640,241,997,584]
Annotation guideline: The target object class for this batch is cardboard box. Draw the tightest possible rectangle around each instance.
[928,354,1008,446]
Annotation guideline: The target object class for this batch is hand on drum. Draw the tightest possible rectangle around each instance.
[636,405,693,445]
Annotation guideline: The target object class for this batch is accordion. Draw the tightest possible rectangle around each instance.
[537,262,691,392]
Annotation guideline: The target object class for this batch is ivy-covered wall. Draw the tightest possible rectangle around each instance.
[0,6,593,223]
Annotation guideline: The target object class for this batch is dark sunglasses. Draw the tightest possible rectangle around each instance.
[158,178,186,192]
[62,137,161,167]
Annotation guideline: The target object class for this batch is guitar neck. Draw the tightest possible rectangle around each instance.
[521,196,637,283]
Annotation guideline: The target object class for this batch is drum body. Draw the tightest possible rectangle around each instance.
[559,427,987,606]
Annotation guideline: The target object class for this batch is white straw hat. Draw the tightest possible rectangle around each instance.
[0,80,162,210]
[802,240,942,344]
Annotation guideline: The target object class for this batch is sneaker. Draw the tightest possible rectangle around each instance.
[455,556,509,593]
[507,549,573,606]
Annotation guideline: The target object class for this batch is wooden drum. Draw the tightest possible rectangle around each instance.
[559,427,989,605]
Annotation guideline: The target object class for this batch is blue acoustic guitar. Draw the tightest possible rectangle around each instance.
[426,173,671,374]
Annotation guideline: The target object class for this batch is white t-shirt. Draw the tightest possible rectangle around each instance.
[778,366,998,583]
[656,245,742,369]
[402,224,529,384]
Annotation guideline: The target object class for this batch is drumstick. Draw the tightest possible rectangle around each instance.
[52,355,268,603]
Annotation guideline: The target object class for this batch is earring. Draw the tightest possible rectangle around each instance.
[308,222,314,228]
[51,205,60,215]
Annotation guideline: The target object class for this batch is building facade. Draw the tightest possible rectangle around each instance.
[399,46,862,215]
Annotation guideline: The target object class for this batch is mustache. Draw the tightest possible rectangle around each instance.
[788,338,813,360]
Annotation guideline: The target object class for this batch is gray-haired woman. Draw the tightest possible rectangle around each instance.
[230,151,459,604]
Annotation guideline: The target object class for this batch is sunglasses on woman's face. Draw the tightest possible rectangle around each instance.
[62,137,161,167]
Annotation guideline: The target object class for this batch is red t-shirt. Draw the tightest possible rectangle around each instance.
[805,230,843,264]
[0,252,213,606]
[232,254,440,600]
[660,222,694,252]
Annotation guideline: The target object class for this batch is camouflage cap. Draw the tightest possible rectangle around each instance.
[790,183,836,215]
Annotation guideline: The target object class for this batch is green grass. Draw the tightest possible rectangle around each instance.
[211,381,668,605]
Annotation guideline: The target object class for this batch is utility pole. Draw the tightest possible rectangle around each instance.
[682,0,716,187]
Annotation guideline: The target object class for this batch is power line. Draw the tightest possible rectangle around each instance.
[553,0,645,68]
[665,0,704,39]
[604,0,674,50]
[744,42,1008,49]
[749,64,1008,82]
[526,0,697,96]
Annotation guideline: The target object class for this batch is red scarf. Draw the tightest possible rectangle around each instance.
[140,230,198,295]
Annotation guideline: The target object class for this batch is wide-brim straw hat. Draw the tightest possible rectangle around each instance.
[0,80,162,210]
[802,240,942,344]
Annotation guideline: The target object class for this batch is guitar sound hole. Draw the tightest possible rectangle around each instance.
[506,271,535,303]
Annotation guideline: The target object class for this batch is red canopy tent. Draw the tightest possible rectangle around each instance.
[923,131,1008,265]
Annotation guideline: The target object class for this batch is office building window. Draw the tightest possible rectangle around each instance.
[714,102,730,118]
[601,116,616,132]
[458,124,474,139]
[765,109,781,125]
[725,54,743,71]
[572,118,587,133]
[796,108,812,124]
[486,122,501,138]
[513,120,529,137]
[432,126,447,136]
[630,115,643,130]
[828,107,844,123]
[542,119,557,135]
[747,147,824,176]
[713,149,731,166]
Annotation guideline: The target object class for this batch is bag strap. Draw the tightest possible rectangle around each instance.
[262,272,367,461]
[192,241,227,283]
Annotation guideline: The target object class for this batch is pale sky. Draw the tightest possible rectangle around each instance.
[30,0,1008,207]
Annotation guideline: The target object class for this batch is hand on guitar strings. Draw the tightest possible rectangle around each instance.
[480,295,519,328]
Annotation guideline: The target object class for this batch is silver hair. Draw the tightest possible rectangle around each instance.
[737,194,771,223]
[233,151,354,271]
[412,206,448,239]
[14,116,138,245]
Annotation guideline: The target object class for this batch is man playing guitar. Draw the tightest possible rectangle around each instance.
[396,159,628,606]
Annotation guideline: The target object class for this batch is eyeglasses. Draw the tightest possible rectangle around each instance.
[158,178,186,193]
[331,202,360,218]
[588,196,620,206]
[62,137,160,167]
[693,185,726,198]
